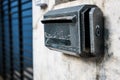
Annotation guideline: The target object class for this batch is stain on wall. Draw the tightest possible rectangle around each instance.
[33,0,120,80]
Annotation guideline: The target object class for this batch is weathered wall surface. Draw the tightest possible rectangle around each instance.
[33,0,120,80]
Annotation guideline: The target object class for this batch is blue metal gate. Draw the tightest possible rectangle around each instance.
[0,0,33,80]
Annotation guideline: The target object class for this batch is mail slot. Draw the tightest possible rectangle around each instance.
[41,5,104,57]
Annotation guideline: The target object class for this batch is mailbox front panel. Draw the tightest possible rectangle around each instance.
[42,10,81,55]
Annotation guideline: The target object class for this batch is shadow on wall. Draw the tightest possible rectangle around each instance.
[96,16,113,80]
[103,16,113,61]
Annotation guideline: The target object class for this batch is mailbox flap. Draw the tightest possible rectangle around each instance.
[41,15,76,23]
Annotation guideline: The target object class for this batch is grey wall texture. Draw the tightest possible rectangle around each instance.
[33,0,120,80]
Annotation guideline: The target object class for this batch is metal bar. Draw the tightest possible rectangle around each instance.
[22,7,32,11]
[10,5,18,9]
[8,0,14,79]
[11,15,32,20]
[18,0,24,80]
[10,0,18,3]
[1,1,6,79]
[22,0,31,5]
[0,45,32,54]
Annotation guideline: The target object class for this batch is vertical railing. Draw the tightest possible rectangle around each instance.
[18,0,24,80]
[0,0,3,77]
[8,0,13,79]
[1,1,6,79]
[0,0,33,80]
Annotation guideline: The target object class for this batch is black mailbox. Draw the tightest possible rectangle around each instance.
[41,5,104,57]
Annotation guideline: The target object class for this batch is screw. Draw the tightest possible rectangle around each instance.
[96,25,101,37]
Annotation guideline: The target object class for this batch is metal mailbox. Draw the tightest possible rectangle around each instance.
[41,5,104,57]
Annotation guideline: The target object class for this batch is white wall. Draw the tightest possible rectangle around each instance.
[33,0,120,80]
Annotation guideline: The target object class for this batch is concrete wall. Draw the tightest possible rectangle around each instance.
[33,0,120,80]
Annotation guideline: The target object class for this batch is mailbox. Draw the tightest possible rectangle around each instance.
[41,5,104,57]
